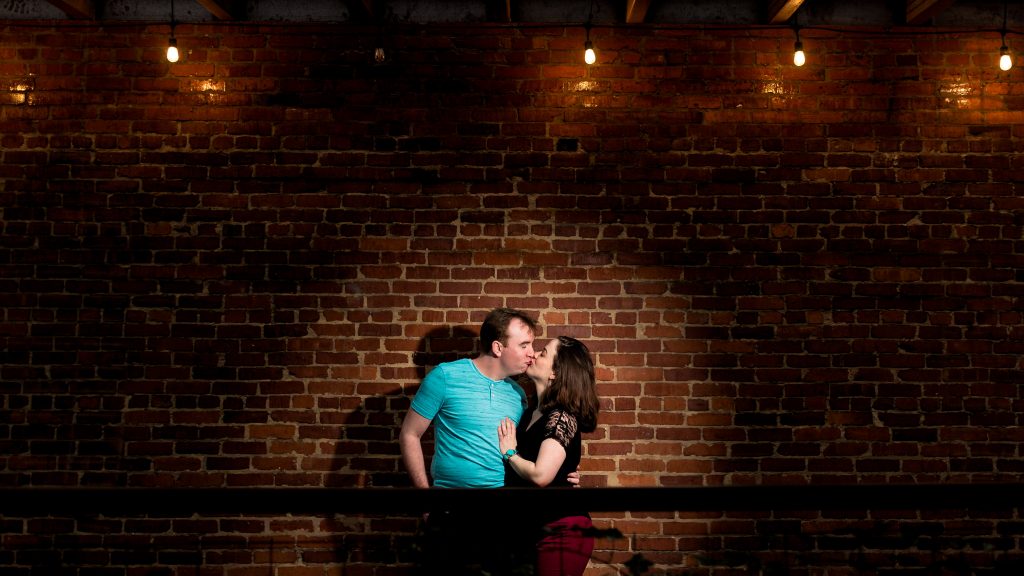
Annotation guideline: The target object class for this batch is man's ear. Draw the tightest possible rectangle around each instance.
[491,340,503,357]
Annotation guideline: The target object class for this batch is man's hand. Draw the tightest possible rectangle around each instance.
[567,469,581,487]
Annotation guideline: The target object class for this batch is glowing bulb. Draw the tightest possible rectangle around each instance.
[584,40,596,65]
[1000,46,1012,71]
[793,41,805,67]
[166,37,179,63]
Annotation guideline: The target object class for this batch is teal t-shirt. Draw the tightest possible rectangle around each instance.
[410,358,527,488]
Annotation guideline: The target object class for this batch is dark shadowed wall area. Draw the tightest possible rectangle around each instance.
[1,19,1024,575]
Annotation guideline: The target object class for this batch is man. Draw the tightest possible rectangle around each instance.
[400,307,536,489]
[400,307,538,574]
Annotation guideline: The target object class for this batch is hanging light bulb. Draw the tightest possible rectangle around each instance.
[373,27,387,64]
[995,1,1011,70]
[583,22,596,65]
[582,0,596,65]
[166,0,178,63]
[167,36,179,63]
[792,25,805,67]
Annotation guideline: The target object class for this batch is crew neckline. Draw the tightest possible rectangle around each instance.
[469,357,506,384]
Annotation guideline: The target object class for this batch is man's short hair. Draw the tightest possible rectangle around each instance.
[479,308,537,356]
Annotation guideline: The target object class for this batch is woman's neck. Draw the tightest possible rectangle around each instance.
[526,404,544,429]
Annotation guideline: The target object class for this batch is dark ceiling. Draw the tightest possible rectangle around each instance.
[8,1,1024,27]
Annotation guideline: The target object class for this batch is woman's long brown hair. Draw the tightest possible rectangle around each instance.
[540,336,599,433]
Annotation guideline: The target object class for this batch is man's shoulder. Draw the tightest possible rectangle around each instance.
[424,358,475,384]
[425,356,466,375]
[432,357,471,375]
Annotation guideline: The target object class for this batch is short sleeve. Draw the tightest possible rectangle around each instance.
[543,409,578,450]
[410,365,446,421]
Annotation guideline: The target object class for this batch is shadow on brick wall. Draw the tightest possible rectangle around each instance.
[323,324,481,570]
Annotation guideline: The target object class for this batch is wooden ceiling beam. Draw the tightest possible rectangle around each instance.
[625,0,652,24]
[905,0,956,26]
[765,0,805,24]
[45,0,95,19]
[195,0,241,20]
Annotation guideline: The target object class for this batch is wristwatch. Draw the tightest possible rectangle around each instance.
[502,448,517,462]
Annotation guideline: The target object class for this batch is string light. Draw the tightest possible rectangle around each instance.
[166,36,179,62]
[792,24,805,66]
[166,0,178,63]
[584,23,595,65]
[999,1,1012,71]
[373,26,386,64]
[583,0,596,65]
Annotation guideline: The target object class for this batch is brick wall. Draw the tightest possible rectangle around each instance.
[1,21,1023,574]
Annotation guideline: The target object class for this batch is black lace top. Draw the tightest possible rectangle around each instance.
[501,405,585,532]
[505,408,582,490]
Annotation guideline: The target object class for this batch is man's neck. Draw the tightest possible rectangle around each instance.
[472,355,507,381]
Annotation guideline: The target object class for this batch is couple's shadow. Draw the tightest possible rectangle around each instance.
[411,324,480,377]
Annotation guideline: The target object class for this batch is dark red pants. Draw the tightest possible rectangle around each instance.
[535,515,594,576]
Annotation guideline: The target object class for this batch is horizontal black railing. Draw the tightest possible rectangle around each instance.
[1,483,1022,515]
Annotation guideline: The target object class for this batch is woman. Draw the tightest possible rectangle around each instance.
[498,335,600,576]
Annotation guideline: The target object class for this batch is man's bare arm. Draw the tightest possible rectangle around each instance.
[399,410,433,489]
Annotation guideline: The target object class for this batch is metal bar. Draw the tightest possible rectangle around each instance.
[1,484,1021,515]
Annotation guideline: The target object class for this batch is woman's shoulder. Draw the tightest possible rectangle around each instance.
[545,407,577,423]
[543,408,579,445]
